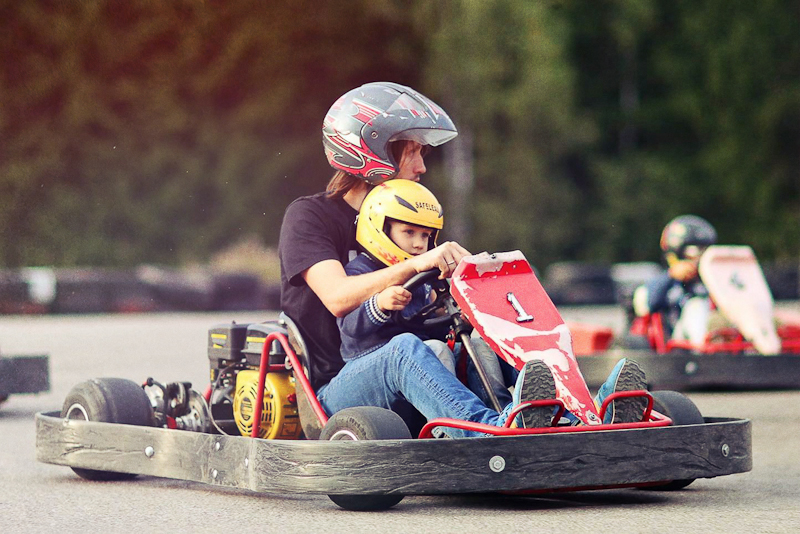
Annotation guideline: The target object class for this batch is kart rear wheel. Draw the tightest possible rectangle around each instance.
[61,378,155,481]
[320,406,411,511]
[644,390,704,491]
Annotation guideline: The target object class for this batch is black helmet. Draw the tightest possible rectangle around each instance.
[660,215,717,262]
[322,82,458,183]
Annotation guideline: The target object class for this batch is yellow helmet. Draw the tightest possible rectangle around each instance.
[356,179,444,267]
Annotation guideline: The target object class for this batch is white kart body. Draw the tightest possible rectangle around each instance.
[699,245,780,355]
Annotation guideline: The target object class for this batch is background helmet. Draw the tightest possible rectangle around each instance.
[356,179,444,266]
[660,215,717,263]
[323,82,458,183]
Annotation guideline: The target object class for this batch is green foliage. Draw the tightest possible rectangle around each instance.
[653,0,800,261]
[563,0,800,262]
[1,0,798,270]
[419,0,596,267]
[0,0,421,267]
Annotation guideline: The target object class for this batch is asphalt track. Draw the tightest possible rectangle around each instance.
[1,307,798,534]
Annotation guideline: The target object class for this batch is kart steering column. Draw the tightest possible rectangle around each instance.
[448,301,503,413]
[395,269,504,414]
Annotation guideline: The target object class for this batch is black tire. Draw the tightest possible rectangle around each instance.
[321,407,411,511]
[644,390,704,491]
[61,378,155,481]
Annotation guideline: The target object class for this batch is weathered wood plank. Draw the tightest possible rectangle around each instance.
[36,411,751,496]
[578,351,800,391]
[0,355,50,394]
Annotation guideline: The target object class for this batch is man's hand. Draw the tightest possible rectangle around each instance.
[377,286,413,312]
[409,241,471,279]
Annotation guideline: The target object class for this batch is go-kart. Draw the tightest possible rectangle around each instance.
[1,351,49,407]
[573,246,800,391]
[36,251,751,510]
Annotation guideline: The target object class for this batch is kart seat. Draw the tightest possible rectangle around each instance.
[278,312,324,440]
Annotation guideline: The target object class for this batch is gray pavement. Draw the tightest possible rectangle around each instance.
[1,310,798,533]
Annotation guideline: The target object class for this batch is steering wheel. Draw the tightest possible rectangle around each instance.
[391,268,456,331]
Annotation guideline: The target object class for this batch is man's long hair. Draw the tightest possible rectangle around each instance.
[325,170,364,199]
[325,141,408,199]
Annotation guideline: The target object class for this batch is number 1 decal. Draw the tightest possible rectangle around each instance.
[729,271,745,290]
[506,292,534,323]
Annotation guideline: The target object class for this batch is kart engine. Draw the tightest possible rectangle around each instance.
[206,322,302,439]
[144,379,213,433]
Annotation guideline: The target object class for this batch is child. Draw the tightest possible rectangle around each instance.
[337,179,511,406]
[340,179,649,427]
[632,214,719,344]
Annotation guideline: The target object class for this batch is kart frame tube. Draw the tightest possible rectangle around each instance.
[251,331,328,437]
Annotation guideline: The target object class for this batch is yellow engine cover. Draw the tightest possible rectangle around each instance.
[233,370,301,439]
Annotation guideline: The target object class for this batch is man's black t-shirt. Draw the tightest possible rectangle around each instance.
[278,191,358,390]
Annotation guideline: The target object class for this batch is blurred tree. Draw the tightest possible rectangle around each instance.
[649,0,800,261]
[418,0,596,268]
[561,0,800,262]
[0,0,423,267]
[1,0,798,272]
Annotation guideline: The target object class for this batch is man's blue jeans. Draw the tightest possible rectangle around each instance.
[317,333,515,438]
[426,335,516,409]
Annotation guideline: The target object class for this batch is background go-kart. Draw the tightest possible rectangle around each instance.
[1,307,797,534]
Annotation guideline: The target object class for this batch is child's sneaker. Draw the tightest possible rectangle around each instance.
[594,358,647,424]
[512,359,556,428]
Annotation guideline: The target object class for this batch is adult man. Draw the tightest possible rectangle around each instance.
[279,82,645,436]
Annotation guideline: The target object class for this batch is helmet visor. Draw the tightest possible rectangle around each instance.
[385,92,458,146]
[390,128,458,147]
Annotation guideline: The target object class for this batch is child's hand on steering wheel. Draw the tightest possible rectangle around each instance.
[377,286,413,313]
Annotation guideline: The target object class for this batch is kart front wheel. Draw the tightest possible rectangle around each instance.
[644,390,705,491]
[320,406,411,511]
[61,377,155,481]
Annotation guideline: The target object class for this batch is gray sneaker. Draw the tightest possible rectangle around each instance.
[512,359,556,428]
[594,358,648,424]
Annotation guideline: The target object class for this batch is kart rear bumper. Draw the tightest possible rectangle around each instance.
[36,410,751,495]
[578,350,800,391]
[0,355,49,395]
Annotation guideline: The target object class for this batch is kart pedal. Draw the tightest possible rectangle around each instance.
[515,360,556,428]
